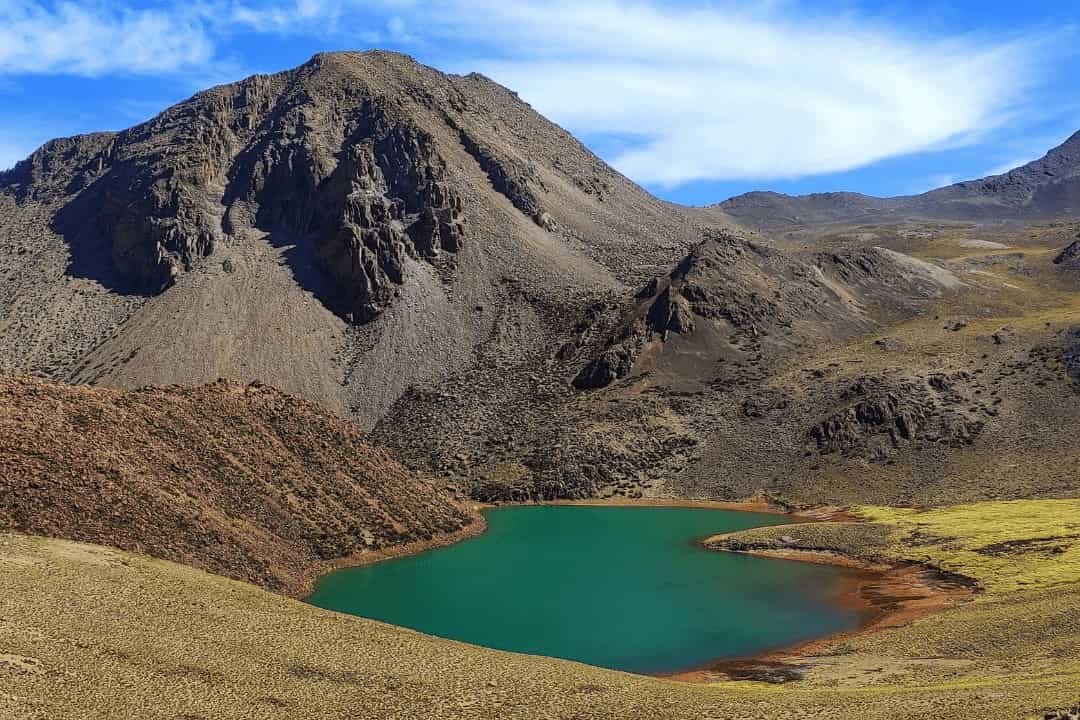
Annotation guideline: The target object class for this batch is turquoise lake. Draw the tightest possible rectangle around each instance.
[307,506,867,674]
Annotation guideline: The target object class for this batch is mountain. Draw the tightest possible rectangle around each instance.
[0,376,474,594]
[720,131,1080,231]
[2,47,1080,720]
[0,50,721,427]
[571,230,960,391]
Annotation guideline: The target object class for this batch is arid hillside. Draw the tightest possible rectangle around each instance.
[0,377,474,593]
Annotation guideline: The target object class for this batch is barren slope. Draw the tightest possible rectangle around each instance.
[0,377,473,593]
[669,222,1080,505]
[3,51,1080,509]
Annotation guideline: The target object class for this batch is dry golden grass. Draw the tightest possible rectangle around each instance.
[710,499,1080,719]
[3,497,1079,720]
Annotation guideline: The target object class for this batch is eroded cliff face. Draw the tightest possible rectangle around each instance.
[808,373,988,461]
[223,96,466,322]
[0,55,526,323]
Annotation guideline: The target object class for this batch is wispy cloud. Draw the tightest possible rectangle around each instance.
[400,0,1058,186]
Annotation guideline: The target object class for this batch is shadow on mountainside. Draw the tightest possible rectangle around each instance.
[50,184,136,295]
[261,228,358,321]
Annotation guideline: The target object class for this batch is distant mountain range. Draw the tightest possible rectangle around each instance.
[720,130,1080,230]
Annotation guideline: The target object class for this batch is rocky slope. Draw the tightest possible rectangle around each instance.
[571,231,961,391]
[0,50,716,426]
[0,377,473,593]
[669,222,1080,506]
[721,131,1080,231]
[1054,233,1080,277]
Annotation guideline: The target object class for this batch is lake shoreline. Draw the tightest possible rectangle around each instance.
[298,499,972,685]
[296,497,844,599]
[554,500,977,685]
[664,548,977,684]
[293,507,489,599]
[543,495,859,523]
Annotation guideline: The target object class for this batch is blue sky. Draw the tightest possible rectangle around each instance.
[1,1,1078,205]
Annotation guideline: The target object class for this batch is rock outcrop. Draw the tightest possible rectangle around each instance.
[1054,237,1080,277]
[574,230,826,389]
[1042,703,1080,720]
[234,111,466,322]
[809,373,987,461]
[573,232,960,390]
[1060,326,1080,383]
[8,61,469,321]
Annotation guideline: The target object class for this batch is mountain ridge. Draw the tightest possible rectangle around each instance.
[0,50,719,430]
[720,130,1080,230]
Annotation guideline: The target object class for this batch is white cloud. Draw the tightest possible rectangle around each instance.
[402,0,1052,186]
[225,0,343,34]
[0,1,214,75]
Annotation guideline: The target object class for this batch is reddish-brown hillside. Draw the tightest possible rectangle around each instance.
[0,377,474,593]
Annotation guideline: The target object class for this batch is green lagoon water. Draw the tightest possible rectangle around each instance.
[307,506,867,674]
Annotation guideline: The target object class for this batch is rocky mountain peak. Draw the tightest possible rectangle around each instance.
[0,50,644,325]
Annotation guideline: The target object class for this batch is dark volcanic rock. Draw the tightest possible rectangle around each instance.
[809,373,987,461]
[742,389,791,418]
[1054,237,1080,277]
[573,231,959,390]
[646,286,696,335]
[1054,239,1080,265]
[574,230,816,389]
[573,323,646,390]
[241,116,469,322]
[454,123,543,218]
[5,55,472,321]
[1042,702,1080,720]
[1060,327,1080,383]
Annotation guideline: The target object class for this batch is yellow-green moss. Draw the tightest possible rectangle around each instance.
[857,500,1080,593]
